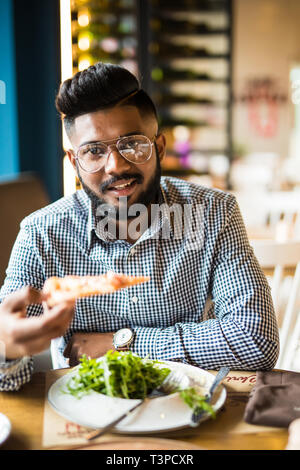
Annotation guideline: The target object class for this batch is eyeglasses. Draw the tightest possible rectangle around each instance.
[73,134,156,173]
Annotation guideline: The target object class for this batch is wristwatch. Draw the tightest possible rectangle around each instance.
[113,328,134,351]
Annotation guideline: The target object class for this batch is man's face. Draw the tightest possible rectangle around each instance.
[67,105,165,215]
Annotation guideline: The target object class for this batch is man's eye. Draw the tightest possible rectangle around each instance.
[128,140,139,149]
[89,147,101,155]
[120,141,137,152]
[83,146,105,157]
[88,145,105,155]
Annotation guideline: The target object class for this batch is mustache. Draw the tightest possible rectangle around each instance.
[100,173,143,192]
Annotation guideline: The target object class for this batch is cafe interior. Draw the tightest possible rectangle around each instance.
[1,0,300,452]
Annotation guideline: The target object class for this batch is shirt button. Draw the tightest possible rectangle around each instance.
[131,296,139,304]
[129,248,136,256]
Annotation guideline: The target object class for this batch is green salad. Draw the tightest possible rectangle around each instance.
[65,350,170,399]
[65,350,215,418]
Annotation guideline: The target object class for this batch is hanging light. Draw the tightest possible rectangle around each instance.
[78,54,93,71]
[78,9,90,27]
[78,32,92,51]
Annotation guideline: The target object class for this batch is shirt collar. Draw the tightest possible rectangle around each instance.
[87,184,174,247]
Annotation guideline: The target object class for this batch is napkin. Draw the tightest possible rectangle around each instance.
[244,370,300,428]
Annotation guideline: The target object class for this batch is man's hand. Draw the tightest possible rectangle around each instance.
[0,286,75,360]
[63,332,115,367]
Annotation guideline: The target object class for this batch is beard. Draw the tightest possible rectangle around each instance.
[76,151,162,220]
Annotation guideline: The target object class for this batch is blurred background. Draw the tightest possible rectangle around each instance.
[2,0,300,200]
[1,0,300,371]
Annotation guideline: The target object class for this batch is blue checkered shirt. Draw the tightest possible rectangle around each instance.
[0,177,279,390]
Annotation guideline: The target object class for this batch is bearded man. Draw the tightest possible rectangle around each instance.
[0,62,279,390]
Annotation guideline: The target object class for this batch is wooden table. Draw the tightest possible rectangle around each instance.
[0,370,289,451]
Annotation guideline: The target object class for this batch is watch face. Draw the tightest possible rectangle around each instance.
[114,328,133,347]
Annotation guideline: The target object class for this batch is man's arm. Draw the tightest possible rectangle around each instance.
[130,197,279,370]
[0,285,75,390]
[0,222,75,390]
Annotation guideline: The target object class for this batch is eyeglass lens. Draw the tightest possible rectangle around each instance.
[77,135,152,172]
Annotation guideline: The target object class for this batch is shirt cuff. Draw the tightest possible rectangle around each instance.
[0,356,31,375]
[131,326,161,359]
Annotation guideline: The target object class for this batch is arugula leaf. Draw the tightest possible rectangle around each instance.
[179,387,216,418]
[65,350,170,399]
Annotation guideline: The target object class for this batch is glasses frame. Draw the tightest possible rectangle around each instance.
[71,134,157,174]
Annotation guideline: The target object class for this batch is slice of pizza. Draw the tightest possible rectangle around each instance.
[43,271,150,307]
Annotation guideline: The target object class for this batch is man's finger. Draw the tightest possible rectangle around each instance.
[10,301,75,343]
[31,302,75,340]
[40,301,75,334]
[2,286,44,312]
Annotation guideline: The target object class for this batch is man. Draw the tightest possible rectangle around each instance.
[0,62,279,391]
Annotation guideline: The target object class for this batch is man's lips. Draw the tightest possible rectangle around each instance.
[104,178,139,198]
[107,178,137,190]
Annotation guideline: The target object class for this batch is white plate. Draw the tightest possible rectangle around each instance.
[0,413,11,446]
[48,360,227,434]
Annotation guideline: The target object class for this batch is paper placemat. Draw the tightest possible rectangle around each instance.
[42,369,282,449]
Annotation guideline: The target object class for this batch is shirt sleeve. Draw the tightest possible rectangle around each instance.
[131,196,280,371]
[0,357,33,391]
[0,221,45,391]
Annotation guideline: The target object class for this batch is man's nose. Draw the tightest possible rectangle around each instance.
[104,146,132,174]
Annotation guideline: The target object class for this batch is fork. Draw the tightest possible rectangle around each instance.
[190,366,230,427]
[85,369,189,441]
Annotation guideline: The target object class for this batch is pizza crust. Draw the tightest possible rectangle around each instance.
[43,271,150,307]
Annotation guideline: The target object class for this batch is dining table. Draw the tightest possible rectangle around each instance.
[0,367,289,451]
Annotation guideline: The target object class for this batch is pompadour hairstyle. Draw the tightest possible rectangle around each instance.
[55,62,158,136]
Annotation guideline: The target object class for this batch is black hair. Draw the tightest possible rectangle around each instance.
[55,62,158,136]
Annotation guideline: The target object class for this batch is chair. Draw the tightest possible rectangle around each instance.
[0,172,49,286]
[251,240,300,370]
[234,190,300,241]
[263,191,300,240]
[0,173,51,372]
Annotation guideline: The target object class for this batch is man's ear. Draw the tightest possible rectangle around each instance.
[66,150,77,170]
[155,133,166,163]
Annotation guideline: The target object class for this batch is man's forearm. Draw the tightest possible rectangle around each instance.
[131,318,279,371]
